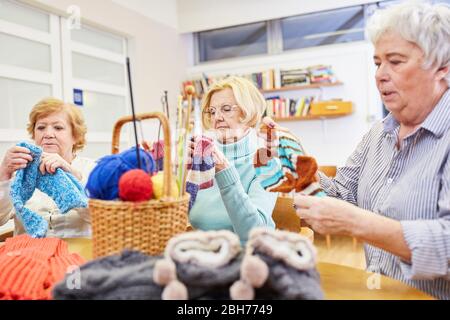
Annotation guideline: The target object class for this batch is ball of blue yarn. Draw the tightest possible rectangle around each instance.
[86,147,156,200]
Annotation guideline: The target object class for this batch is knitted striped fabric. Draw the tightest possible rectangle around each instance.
[10,142,88,238]
[0,235,85,300]
[255,129,325,196]
[186,136,215,210]
[151,140,165,172]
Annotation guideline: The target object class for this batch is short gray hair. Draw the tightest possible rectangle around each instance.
[366,1,450,85]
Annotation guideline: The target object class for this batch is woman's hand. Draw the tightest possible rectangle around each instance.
[40,152,82,180]
[187,138,196,163]
[211,145,229,173]
[188,136,229,174]
[0,146,33,181]
[256,117,290,157]
[258,116,321,180]
[294,195,362,236]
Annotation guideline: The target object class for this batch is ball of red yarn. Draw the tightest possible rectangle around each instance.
[118,169,153,202]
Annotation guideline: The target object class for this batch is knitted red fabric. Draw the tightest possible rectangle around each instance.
[0,235,85,300]
[48,253,85,284]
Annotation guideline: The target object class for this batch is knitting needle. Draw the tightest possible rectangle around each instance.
[176,98,186,195]
[181,85,195,196]
[174,95,183,178]
[126,57,141,169]
[193,98,202,137]
[163,90,170,120]
[156,90,169,172]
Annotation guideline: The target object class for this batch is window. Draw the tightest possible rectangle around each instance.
[0,0,129,159]
[195,4,382,63]
[197,21,268,62]
[71,25,124,54]
[0,0,49,32]
[61,21,129,159]
[0,78,51,129]
[281,6,365,51]
[0,32,51,72]
[0,0,61,140]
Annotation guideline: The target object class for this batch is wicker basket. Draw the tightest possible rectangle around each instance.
[89,112,189,258]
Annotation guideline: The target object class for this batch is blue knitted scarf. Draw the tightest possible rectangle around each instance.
[10,142,88,238]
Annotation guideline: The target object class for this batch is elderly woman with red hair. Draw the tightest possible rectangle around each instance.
[0,98,95,238]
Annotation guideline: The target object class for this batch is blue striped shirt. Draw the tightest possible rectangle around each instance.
[319,89,450,300]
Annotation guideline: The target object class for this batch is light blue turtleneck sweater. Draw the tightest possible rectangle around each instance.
[189,130,277,244]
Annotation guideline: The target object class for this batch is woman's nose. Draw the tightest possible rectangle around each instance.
[43,128,55,138]
[375,63,390,82]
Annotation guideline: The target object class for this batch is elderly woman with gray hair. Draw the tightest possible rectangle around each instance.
[265,2,450,299]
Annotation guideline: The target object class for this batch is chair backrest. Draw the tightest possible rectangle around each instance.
[272,165,337,231]
[319,166,337,177]
[272,195,300,232]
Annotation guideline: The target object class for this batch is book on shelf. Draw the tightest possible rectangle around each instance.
[308,65,337,84]
[265,95,315,119]
[294,97,305,117]
[302,97,313,116]
[280,67,310,87]
[183,69,275,97]
[278,64,337,87]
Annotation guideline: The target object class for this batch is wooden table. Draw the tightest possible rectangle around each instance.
[317,263,433,300]
[65,238,433,300]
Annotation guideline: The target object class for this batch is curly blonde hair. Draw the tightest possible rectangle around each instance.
[201,76,267,130]
[27,98,87,153]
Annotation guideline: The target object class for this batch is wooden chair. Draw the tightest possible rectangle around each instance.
[272,195,314,243]
[0,219,14,242]
[318,166,358,250]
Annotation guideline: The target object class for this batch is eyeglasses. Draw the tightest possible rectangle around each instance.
[203,104,239,119]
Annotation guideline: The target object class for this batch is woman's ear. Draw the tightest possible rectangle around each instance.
[436,65,449,81]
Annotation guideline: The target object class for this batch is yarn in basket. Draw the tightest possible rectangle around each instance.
[86,147,155,200]
[151,171,179,199]
[118,169,153,202]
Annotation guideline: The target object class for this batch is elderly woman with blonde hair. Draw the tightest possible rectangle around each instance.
[0,98,96,238]
[188,76,277,244]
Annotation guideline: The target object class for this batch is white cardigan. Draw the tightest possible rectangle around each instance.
[0,156,96,238]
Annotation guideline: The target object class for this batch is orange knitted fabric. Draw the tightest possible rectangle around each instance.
[0,235,85,300]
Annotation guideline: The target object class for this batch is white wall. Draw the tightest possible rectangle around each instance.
[177,0,379,33]
[111,0,178,30]
[186,41,382,166]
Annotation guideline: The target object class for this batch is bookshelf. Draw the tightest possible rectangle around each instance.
[264,84,352,120]
[261,81,344,94]
[273,112,352,122]
[184,81,344,100]
[183,66,352,121]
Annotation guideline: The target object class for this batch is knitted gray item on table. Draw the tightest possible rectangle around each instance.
[52,250,163,300]
[175,252,243,300]
[252,250,324,300]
